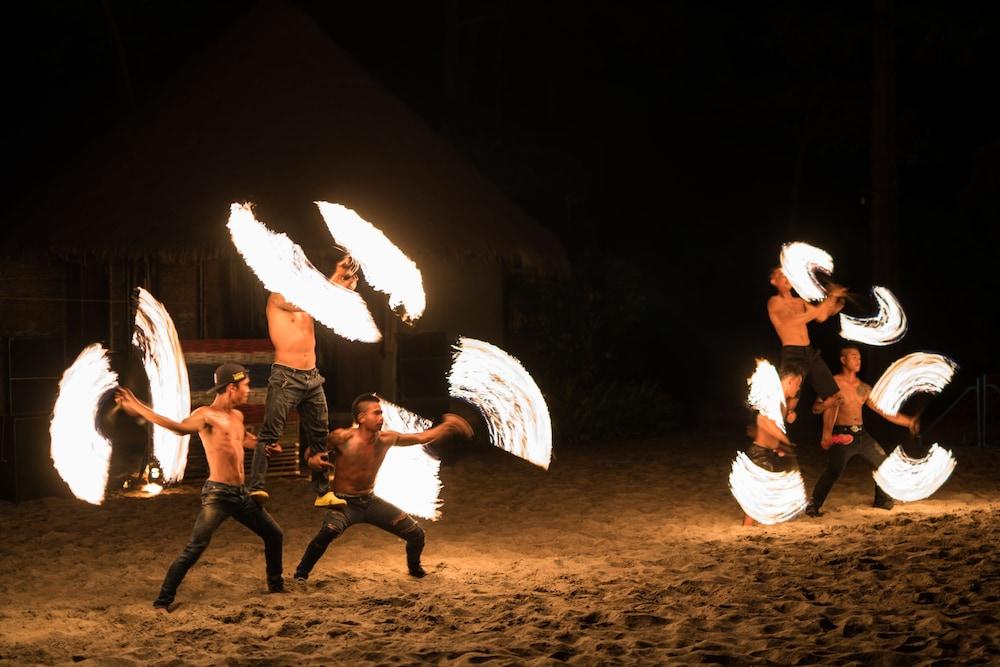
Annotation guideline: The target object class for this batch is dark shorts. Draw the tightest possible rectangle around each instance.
[780,345,839,400]
[746,443,798,473]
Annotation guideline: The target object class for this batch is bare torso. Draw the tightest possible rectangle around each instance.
[267,293,317,370]
[327,428,399,495]
[197,406,250,485]
[832,373,868,426]
[768,294,811,346]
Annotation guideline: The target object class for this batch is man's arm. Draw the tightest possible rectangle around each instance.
[756,413,793,448]
[768,297,823,328]
[865,398,919,433]
[243,430,258,450]
[391,414,473,446]
[115,387,207,435]
[268,292,302,313]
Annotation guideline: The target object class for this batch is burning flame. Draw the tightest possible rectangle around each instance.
[226,203,381,342]
[779,242,834,302]
[729,452,808,525]
[133,287,190,483]
[747,359,786,433]
[840,286,908,346]
[142,483,164,496]
[870,353,957,415]
[50,345,118,505]
[873,444,956,502]
[316,201,426,323]
[448,337,552,469]
[375,399,442,520]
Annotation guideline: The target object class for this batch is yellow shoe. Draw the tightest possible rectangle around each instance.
[250,489,269,504]
[314,492,346,507]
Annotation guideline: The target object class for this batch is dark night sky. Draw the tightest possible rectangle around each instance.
[3,1,1000,433]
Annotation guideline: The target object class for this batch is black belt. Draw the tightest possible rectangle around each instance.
[834,424,863,433]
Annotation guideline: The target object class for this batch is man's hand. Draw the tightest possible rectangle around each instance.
[114,387,142,416]
[264,443,282,458]
[307,452,336,472]
[908,416,921,436]
[441,413,474,439]
[786,410,797,424]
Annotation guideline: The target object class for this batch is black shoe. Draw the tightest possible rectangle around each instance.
[873,498,895,510]
[804,503,823,518]
[268,579,286,594]
[408,565,427,578]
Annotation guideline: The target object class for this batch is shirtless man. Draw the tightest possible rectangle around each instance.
[804,345,919,516]
[249,252,360,506]
[294,393,473,580]
[742,362,804,527]
[115,363,284,612]
[767,266,848,447]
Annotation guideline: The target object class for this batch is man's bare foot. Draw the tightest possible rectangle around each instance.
[742,515,755,527]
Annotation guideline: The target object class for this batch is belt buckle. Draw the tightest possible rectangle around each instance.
[849,425,861,433]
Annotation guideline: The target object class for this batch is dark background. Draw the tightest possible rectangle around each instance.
[3,1,999,440]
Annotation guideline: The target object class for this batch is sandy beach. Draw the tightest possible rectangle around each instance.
[1,433,998,665]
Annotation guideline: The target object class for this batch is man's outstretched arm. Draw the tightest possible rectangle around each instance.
[392,414,473,446]
[115,387,207,435]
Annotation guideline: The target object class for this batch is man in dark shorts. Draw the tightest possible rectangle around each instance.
[294,393,474,579]
[767,266,850,448]
[742,362,805,526]
[805,345,919,516]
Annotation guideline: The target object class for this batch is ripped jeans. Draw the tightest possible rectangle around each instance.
[295,493,425,578]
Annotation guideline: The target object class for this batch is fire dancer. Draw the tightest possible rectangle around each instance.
[249,251,360,507]
[742,363,804,527]
[294,393,473,580]
[115,363,285,612]
[804,345,919,517]
[767,266,848,447]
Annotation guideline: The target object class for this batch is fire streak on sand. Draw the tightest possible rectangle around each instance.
[729,453,808,525]
[779,242,833,302]
[376,399,442,520]
[870,352,957,415]
[133,287,190,484]
[840,286,908,346]
[316,201,426,323]
[50,345,118,505]
[747,359,785,432]
[448,337,552,469]
[226,203,381,342]
[874,444,957,502]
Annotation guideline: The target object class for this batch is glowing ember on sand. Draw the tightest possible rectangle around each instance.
[448,337,551,469]
[874,444,956,502]
[747,359,786,433]
[729,452,808,525]
[779,242,834,302]
[133,287,190,484]
[227,203,381,342]
[375,399,442,520]
[50,345,118,505]
[316,201,426,323]
[870,353,957,415]
[840,286,908,346]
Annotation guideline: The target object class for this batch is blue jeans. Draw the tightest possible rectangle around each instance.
[295,494,425,578]
[249,364,330,494]
[153,481,284,609]
[810,427,891,510]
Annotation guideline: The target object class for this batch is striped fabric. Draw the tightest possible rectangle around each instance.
[181,339,303,482]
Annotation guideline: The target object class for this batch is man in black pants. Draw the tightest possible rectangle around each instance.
[116,364,285,612]
[805,345,919,516]
[295,393,473,580]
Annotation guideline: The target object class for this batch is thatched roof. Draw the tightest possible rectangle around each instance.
[6,1,567,276]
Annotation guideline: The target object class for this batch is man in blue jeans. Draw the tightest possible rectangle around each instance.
[115,363,284,612]
[295,393,473,579]
[249,252,360,507]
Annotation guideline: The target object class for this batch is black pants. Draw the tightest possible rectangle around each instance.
[780,345,840,400]
[810,427,891,510]
[295,493,425,578]
[154,481,284,608]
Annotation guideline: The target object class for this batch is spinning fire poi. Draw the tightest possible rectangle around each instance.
[731,360,809,526]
